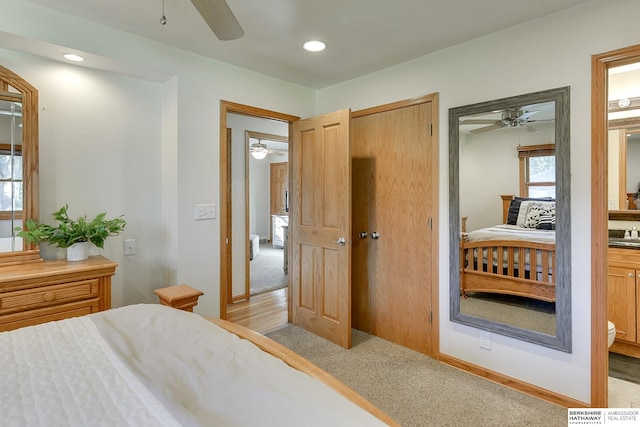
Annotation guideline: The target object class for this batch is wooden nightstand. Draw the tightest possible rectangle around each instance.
[154,284,203,312]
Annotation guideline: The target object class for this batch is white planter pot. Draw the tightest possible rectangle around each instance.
[67,242,89,262]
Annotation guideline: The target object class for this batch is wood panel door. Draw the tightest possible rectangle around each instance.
[352,100,436,356]
[270,162,288,215]
[290,109,352,348]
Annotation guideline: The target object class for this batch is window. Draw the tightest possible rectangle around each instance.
[518,144,555,198]
[0,143,22,220]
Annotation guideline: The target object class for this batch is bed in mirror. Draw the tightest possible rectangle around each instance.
[0,65,39,263]
[449,87,571,352]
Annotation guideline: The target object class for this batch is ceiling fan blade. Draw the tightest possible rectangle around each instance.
[270,151,285,156]
[470,124,501,134]
[460,119,497,125]
[191,0,244,41]
[516,110,539,121]
[523,124,539,133]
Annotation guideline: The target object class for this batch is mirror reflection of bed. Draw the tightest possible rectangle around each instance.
[458,101,557,336]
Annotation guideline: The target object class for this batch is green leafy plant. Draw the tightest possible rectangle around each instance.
[16,205,126,249]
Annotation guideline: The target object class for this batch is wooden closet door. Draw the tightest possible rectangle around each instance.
[352,100,435,356]
[270,162,288,215]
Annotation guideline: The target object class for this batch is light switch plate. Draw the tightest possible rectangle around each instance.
[124,239,136,256]
[195,204,216,221]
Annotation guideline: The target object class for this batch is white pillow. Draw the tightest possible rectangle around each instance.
[516,201,555,229]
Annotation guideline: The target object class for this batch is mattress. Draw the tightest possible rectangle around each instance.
[1,304,389,427]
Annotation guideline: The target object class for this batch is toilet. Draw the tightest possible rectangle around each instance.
[608,321,616,348]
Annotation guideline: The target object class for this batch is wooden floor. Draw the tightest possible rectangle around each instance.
[227,287,288,334]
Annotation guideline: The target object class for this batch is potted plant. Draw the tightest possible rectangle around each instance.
[16,204,126,261]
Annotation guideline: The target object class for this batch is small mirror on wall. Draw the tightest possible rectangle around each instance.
[449,87,571,352]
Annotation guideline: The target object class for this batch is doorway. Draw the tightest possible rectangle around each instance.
[592,43,640,407]
[219,101,298,320]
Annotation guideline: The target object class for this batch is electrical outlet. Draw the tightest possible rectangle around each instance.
[124,239,136,256]
[479,331,491,350]
[195,204,216,221]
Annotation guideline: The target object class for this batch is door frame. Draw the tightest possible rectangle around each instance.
[591,43,640,407]
[219,100,299,319]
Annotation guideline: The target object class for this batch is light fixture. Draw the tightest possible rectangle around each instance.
[63,53,85,62]
[250,143,269,160]
[303,40,327,52]
[618,98,631,109]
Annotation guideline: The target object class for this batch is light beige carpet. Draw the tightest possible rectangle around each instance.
[250,243,287,295]
[266,324,567,427]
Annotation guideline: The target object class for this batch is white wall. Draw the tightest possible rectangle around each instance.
[0,48,165,307]
[315,0,640,405]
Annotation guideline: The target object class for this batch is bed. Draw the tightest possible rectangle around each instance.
[0,303,396,427]
[459,195,556,303]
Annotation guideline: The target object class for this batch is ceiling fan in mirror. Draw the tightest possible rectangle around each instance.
[460,109,551,134]
[160,0,244,40]
[249,140,286,160]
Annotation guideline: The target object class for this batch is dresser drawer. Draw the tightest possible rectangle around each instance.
[0,298,100,332]
[0,279,99,314]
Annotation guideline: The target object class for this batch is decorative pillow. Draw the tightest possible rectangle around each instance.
[536,213,556,230]
[517,201,555,228]
[536,203,556,230]
[507,197,554,225]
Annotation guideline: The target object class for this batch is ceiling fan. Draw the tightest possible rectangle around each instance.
[249,141,286,159]
[189,0,244,40]
[461,109,545,134]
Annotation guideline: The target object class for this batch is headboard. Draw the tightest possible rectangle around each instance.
[500,194,515,224]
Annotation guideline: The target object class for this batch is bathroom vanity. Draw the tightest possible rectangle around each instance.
[272,215,289,248]
[608,246,640,358]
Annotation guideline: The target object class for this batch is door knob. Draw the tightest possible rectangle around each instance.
[358,231,368,239]
[371,232,380,240]
[336,237,346,246]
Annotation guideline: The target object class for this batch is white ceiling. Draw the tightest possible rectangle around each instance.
[24,0,593,89]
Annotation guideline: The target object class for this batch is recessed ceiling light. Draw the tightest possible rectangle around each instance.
[303,40,326,52]
[63,53,85,62]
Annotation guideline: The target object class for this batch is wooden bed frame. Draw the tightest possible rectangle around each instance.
[459,195,556,303]
[208,317,399,427]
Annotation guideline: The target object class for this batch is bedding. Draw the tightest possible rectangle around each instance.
[460,196,556,302]
[1,304,394,427]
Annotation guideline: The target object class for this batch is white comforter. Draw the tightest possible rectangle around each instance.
[1,304,389,427]
[0,315,181,427]
[465,224,555,244]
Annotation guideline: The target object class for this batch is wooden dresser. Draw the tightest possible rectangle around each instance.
[0,256,117,332]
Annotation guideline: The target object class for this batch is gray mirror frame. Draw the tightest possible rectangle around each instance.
[449,86,572,353]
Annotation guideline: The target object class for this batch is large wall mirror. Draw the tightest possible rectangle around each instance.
[0,65,39,262]
[449,87,571,352]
